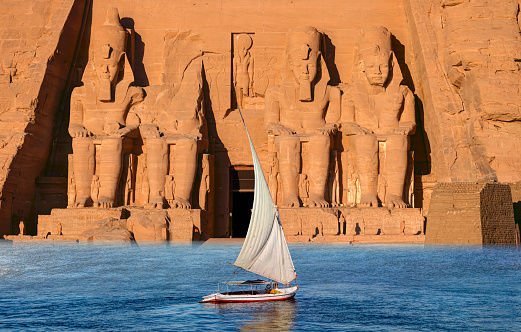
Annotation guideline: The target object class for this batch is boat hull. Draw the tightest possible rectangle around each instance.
[200,285,298,303]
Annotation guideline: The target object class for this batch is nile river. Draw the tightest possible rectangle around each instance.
[0,242,520,331]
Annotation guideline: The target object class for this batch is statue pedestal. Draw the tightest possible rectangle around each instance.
[38,208,128,238]
[279,207,424,243]
[37,207,202,242]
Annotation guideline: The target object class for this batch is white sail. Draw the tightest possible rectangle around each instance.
[233,109,297,285]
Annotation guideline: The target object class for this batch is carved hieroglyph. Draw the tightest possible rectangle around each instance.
[341,26,415,208]
[265,26,341,208]
[68,7,144,208]
[142,59,204,209]
[233,34,254,108]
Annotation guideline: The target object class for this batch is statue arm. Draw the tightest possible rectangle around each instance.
[394,87,416,135]
[264,87,294,136]
[107,87,145,136]
[317,86,341,135]
[69,89,91,137]
[141,123,161,139]
[116,112,141,137]
[187,106,204,140]
[340,95,371,135]
[128,86,145,107]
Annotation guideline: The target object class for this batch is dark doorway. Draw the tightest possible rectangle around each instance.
[231,192,254,237]
[230,167,254,238]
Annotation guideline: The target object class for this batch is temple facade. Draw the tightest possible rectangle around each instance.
[0,0,519,244]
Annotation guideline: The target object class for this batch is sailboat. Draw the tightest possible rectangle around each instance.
[200,108,298,303]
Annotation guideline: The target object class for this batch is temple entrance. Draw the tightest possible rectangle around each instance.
[230,167,254,238]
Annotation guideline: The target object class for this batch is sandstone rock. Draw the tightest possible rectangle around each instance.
[80,218,134,243]
[127,210,168,242]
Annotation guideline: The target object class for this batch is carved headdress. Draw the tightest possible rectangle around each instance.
[356,26,392,59]
[283,26,330,102]
[88,7,134,101]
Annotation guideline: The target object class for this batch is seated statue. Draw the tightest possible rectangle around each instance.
[68,7,144,208]
[341,26,415,208]
[141,60,204,209]
[265,26,341,208]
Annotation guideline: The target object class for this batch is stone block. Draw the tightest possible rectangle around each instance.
[127,209,169,242]
[168,208,202,241]
[279,206,424,241]
[37,208,128,238]
[426,182,517,244]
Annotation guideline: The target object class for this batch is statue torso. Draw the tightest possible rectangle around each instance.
[277,84,330,134]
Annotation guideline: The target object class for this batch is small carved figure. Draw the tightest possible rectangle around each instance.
[125,170,134,206]
[342,26,415,208]
[199,154,210,210]
[141,160,150,204]
[328,150,340,206]
[164,175,175,204]
[18,221,24,236]
[68,176,76,207]
[299,174,309,200]
[267,152,279,204]
[68,8,144,209]
[265,26,341,208]
[233,34,254,108]
[90,175,100,204]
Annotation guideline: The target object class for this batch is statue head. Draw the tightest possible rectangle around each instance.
[285,26,322,101]
[355,26,393,87]
[235,34,252,58]
[91,8,128,101]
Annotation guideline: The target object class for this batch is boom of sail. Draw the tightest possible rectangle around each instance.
[233,109,297,285]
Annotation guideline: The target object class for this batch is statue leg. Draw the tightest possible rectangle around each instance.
[277,136,300,207]
[353,134,379,207]
[98,137,123,208]
[172,138,197,209]
[307,135,330,208]
[72,137,95,207]
[145,138,168,209]
[384,134,408,208]
[235,87,243,108]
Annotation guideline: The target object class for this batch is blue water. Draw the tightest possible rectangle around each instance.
[0,242,520,331]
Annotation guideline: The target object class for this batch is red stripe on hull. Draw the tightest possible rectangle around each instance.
[205,294,295,303]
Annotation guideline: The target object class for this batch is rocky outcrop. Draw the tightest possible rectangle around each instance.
[0,0,89,236]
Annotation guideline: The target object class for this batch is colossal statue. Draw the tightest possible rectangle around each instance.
[265,26,341,208]
[141,60,204,209]
[341,26,415,208]
[233,34,254,108]
[68,8,144,208]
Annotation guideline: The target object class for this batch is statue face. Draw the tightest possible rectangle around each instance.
[93,45,123,85]
[288,49,319,84]
[361,53,390,87]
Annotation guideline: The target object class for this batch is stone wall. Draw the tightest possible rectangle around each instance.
[425,182,517,244]
[0,0,88,236]
[57,0,419,238]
